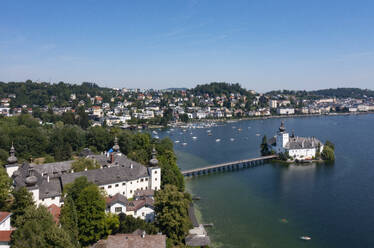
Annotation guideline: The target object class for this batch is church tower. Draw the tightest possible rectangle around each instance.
[276,121,289,153]
[5,143,19,177]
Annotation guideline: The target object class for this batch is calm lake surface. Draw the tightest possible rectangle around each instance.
[158,114,374,248]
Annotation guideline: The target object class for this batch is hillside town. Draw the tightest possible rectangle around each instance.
[1,82,374,129]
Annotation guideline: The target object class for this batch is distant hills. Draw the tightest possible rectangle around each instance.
[266,88,374,99]
[1,80,373,109]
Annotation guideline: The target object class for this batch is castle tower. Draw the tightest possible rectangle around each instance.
[113,136,120,153]
[276,121,289,153]
[5,143,19,177]
[149,146,159,167]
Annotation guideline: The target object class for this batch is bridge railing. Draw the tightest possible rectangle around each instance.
[181,155,277,176]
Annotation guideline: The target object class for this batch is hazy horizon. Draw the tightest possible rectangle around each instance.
[1,0,374,92]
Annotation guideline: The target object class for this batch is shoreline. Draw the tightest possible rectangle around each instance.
[167,111,374,128]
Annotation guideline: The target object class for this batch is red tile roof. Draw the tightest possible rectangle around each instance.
[0,230,12,242]
[47,204,61,224]
[0,212,11,223]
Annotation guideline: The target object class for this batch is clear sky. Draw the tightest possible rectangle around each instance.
[1,0,374,92]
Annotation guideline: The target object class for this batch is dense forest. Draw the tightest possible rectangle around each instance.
[266,88,374,99]
[0,80,113,107]
[0,114,184,191]
[191,82,255,97]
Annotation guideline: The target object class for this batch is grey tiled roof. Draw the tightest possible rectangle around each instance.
[91,234,166,248]
[12,152,155,201]
[285,136,323,149]
[32,161,74,177]
[106,193,128,207]
[61,162,149,186]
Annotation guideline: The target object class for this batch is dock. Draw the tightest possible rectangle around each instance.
[182,155,277,177]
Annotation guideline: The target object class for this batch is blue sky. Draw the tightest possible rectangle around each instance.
[1,0,374,92]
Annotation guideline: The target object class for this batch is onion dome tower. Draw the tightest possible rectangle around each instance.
[149,146,159,167]
[113,136,120,153]
[7,143,18,165]
[25,164,38,187]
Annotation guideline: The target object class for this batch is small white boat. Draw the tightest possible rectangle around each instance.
[152,130,158,134]
[154,136,159,139]
[192,136,197,140]
[230,138,235,141]
[175,140,180,143]
[256,134,261,136]
[208,133,212,136]
[300,236,311,241]
[215,139,221,142]
[182,143,187,146]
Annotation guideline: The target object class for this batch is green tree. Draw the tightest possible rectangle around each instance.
[60,196,80,247]
[321,145,335,161]
[10,187,35,227]
[76,184,107,246]
[0,167,12,210]
[62,177,107,247]
[71,158,100,172]
[10,205,75,248]
[179,113,189,123]
[260,135,270,156]
[154,185,192,245]
[158,150,184,191]
[117,213,158,234]
[325,140,335,151]
[105,213,120,235]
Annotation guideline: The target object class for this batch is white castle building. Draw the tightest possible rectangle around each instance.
[269,121,324,160]
[4,138,161,207]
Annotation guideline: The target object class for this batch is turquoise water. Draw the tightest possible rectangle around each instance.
[158,115,374,248]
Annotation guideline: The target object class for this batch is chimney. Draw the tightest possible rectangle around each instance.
[130,164,133,169]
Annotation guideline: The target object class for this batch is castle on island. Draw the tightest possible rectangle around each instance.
[269,121,324,160]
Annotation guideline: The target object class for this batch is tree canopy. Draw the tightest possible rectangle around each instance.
[0,167,12,211]
[10,205,75,248]
[10,187,35,227]
[154,184,192,245]
[60,177,107,247]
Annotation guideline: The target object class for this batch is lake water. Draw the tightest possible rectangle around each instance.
[158,114,374,248]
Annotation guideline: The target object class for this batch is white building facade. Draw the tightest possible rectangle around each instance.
[271,122,323,160]
[6,139,161,207]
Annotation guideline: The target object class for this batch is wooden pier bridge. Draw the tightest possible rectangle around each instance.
[182,155,277,177]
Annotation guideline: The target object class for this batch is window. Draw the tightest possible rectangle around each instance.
[145,187,148,190]
[142,212,145,216]
[122,182,126,186]
[154,171,157,174]
[137,180,139,183]
[141,187,143,190]
[130,190,132,193]
[130,182,132,184]
[115,184,119,187]
[140,179,144,182]
[155,178,157,181]
[115,207,122,213]
[145,178,148,181]
[51,197,55,200]
[108,185,112,189]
